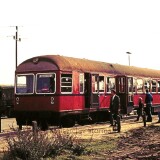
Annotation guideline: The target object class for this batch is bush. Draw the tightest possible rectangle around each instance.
[3,127,92,159]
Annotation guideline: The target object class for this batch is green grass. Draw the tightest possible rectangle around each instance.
[53,137,119,160]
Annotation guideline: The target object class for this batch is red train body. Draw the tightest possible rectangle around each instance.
[14,55,160,129]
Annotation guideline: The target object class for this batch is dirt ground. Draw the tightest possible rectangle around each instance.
[0,115,160,159]
[58,115,160,159]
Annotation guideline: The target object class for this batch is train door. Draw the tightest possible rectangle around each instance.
[127,77,134,114]
[116,76,127,114]
[84,73,99,108]
[91,74,99,108]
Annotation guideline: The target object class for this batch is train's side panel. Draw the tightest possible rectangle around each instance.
[59,95,84,111]
[99,94,110,109]
[15,95,59,111]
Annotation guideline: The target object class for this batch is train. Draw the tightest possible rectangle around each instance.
[14,55,160,130]
[0,85,14,117]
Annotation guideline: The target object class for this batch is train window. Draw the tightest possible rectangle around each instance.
[79,73,84,93]
[151,80,157,93]
[99,76,104,93]
[144,79,150,91]
[16,74,34,94]
[128,77,133,93]
[92,75,98,93]
[158,80,160,92]
[133,78,136,93]
[137,78,143,93]
[119,77,125,93]
[128,95,133,102]
[36,73,56,94]
[106,77,115,93]
[61,74,72,93]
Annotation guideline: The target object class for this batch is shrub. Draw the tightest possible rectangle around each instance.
[3,127,92,159]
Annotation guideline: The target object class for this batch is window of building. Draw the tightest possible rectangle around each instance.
[151,80,157,93]
[137,78,143,93]
[106,77,115,93]
[99,76,104,93]
[79,73,84,93]
[36,73,56,94]
[61,74,72,93]
[16,74,34,94]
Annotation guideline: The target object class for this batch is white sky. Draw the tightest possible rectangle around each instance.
[1,0,160,84]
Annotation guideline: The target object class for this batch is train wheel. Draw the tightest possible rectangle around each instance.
[77,120,84,126]
[19,125,22,130]
[40,121,49,131]
[61,117,75,128]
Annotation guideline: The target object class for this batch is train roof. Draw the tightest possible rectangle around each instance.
[16,54,160,78]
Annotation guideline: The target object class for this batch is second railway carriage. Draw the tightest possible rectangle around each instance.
[0,85,14,117]
[14,55,160,129]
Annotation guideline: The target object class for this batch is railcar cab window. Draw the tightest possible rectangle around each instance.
[36,73,56,94]
[137,78,143,93]
[106,77,115,92]
[79,73,84,93]
[151,80,157,93]
[61,74,72,93]
[16,74,34,94]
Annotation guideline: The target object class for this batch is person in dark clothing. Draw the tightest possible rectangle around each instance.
[109,89,120,126]
[145,89,153,122]
[136,97,144,121]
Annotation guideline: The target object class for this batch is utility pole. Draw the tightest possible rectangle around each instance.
[13,26,21,69]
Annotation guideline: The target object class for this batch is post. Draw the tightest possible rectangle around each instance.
[126,52,132,66]
[32,121,38,137]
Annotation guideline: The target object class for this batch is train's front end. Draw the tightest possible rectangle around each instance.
[15,56,60,129]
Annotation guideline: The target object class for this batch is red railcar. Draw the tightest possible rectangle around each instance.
[14,55,160,129]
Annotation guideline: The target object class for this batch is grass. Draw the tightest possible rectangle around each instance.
[53,138,119,160]
[0,129,119,160]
